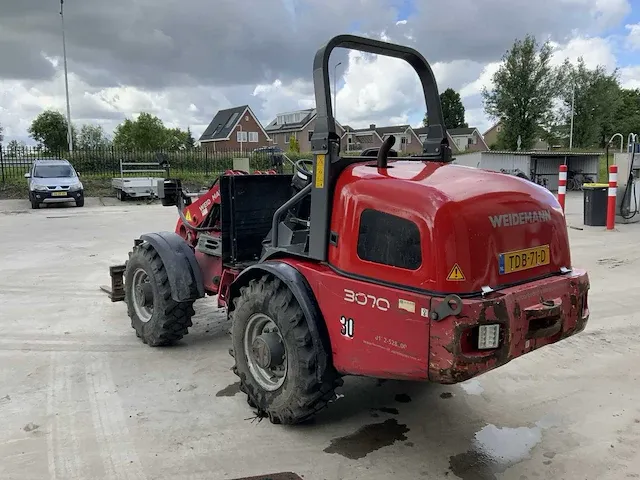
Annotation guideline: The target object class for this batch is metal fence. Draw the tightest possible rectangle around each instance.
[0,146,303,184]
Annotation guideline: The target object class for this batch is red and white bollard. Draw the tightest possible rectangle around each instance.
[558,164,567,213]
[607,165,618,230]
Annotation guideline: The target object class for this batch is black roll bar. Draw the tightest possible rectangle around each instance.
[310,34,450,159]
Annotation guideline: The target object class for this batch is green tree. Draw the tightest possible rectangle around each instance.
[558,58,622,149]
[422,88,467,129]
[6,139,27,157]
[113,113,167,150]
[439,88,468,129]
[167,127,191,150]
[288,135,300,153]
[77,124,111,150]
[28,109,77,152]
[0,122,3,143]
[186,127,196,149]
[482,35,560,151]
[613,88,640,143]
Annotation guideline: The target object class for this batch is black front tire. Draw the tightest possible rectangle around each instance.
[76,196,84,207]
[231,274,342,425]
[124,241,195,346]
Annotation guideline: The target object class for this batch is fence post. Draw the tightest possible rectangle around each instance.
[0,146,5,186]
[607,164,617,230]
[558,164,567,213]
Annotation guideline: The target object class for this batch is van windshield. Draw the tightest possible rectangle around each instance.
[33,165,75,178]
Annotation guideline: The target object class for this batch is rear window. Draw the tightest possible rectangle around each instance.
[33,165,75,178]
[357,209,422,270]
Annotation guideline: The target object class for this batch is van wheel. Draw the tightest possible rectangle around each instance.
[30,195,39,209]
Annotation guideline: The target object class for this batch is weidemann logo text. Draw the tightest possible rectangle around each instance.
[489,210,552,228]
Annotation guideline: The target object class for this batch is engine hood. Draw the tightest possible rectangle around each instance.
[336,161,572,295]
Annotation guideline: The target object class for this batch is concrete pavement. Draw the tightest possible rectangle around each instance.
[0,192,639,480]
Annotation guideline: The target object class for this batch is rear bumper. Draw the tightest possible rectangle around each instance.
[428,269,590,384]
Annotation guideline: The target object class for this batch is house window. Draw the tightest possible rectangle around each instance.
[308,130,314,141]
[237,131,248,142]
[248,132,258,142]
[285,132,296,143]
[357,209,421,270]
[497,125,502,132]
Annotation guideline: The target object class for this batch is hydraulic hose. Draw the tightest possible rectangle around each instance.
[619,147,639,220]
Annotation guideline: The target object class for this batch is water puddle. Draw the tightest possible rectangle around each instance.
[229,473,302,480]
[216,381,241,397]
[449,415,559,479]
[324,418,410,459]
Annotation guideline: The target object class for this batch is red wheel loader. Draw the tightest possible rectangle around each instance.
[107,34,590,425]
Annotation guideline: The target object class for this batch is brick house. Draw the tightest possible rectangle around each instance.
[483,121,550,151]
[264,108,346,152]
[341,124,424,154]
[413,127,463,154]
[445,127,489,152]
[198,105,271,152]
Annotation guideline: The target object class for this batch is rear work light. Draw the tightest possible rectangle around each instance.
[478,324,500,349]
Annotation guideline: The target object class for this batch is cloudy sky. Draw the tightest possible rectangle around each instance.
[1,0,639,145]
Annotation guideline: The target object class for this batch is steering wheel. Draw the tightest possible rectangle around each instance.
[295,159,314,178]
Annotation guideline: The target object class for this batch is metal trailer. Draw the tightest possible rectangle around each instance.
[111,155,169,201]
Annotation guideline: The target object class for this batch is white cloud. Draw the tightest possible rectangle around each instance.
[549,35,617,70]
[1,0,639,147]
[251,79,315,124]
[459,62,501,99]
[0,71,230,143]
[620,66,640,89]
[625,23,640,50]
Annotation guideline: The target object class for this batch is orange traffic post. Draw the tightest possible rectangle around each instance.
[607,164,618,230]
[558,164,567,213]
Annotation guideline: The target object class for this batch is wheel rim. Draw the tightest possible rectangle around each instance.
[131,268,154,323]
[243,313,287,391]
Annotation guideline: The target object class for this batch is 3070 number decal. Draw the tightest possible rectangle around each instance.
[344,289,390,311]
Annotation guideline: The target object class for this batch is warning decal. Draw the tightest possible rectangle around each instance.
[315,154,325,188]
[446,263,466,281]
[185,211,193,223]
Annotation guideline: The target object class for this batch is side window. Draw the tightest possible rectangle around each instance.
[356,209,421,270]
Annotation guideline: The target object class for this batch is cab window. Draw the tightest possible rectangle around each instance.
[356,208,421,270]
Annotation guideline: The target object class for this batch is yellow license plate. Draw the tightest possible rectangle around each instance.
[499,245,550,274]
[52,191,67,196]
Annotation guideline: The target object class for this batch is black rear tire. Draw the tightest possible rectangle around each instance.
[124,241,195,346]
[231,274,342,425]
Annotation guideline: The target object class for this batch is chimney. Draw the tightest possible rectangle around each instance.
[369,124,376,130]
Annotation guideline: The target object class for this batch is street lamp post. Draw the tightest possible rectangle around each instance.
[60,0,73,152]
[569,84,575,151]
[333,62,342,119]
